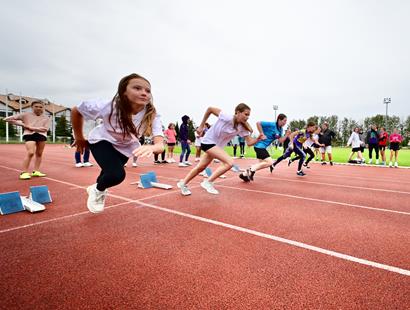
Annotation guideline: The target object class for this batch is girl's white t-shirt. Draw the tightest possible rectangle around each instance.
[77,99,163,157]
[201,112,250,147]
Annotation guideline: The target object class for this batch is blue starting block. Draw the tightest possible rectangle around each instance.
[30,185,52,204]
[201,167,227,178]
[0,191,25,215]
[131,171,173,189]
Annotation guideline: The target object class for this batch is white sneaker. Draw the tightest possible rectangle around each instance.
[376,160,379,165]
[389,162,393,168]
[75,163,83,168]
[394,162,398,168]
[83,162,93,167]
[86,184,107,213]
[132,162,138,167]
[177,180,191,196]
[178,162,189,167]
[184,161,192,166]
[368,159,373,164]
[170,158,176,163]
[200,180,219,194]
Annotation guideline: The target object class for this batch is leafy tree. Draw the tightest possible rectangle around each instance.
[55,115,70,136]
[188,119,196,142]
[0,119,17,138]
[307,116,319,125]
[288,119,306,131]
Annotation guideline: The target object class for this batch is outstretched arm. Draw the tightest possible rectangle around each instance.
[244,133,263,146]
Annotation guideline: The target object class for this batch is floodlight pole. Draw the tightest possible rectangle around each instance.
[383,97,391,130]
[273,105,279,121]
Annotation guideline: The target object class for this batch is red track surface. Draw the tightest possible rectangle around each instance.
[0,144,409,309]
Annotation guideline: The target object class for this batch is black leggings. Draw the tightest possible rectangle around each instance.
[239,142,245,155]
[154,150,166,161]
[89,141,129,191]
[293,147,315,165]
[368,143,379,160]
[274,145,306,171]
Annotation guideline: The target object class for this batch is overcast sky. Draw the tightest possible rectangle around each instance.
[1,0,409,128]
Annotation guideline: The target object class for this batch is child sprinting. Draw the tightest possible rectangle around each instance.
[164,123,177,163]
[177,104,262,195]
[271,122,317,176]
[238,113,288,182]
[388,128,403,168]
[288,126,323,169]
[71,73,164,213]
[4,100,50,179]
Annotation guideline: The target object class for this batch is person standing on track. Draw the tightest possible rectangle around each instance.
[164,123,177,163]
[4,100,50,180]
[177,103,262,196]
[378,127,388,165]
[239,113,288,182]
[71,73,164,213]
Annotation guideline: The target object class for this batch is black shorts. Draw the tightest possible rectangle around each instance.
[379,145,386,151]
[23,133,47,142]
[352,147,361,152]
[254,147,270,160]
[390,142,400,151]
[201,143,216,152]
[167,142,176,147]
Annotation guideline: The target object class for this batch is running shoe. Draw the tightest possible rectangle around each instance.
[86,184,107,213]
[19,172,31,180]
[296,170,306,176]
[177,180,191,196]
[31,171,46,177]
[200,180,219,194]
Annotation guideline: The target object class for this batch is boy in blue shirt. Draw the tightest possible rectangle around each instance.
[239,113,288,182]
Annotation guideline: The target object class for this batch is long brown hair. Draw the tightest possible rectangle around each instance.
[233,103,253,132]
[108,73,157,139]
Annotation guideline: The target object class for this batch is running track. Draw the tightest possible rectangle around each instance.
[0,144,409,309]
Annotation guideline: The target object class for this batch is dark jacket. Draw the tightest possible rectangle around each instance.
[366,129,379,145]
[318,129,336,146]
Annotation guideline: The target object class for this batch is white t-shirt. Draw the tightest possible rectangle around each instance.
[77,99,163,157]
[201,112,250,147]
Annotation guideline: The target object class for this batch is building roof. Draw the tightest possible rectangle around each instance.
[0,93,70,114]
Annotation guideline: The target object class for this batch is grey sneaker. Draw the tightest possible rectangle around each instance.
[86,184,107,213]
[177,180,191,196]
[200,180,219,194]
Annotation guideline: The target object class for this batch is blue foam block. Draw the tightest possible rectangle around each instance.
[140,171,158,188]
[0,191,25,215]
[30,185,52,204]
[205,167,212,177]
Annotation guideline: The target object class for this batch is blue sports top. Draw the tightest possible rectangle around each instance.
[254,121,283,149]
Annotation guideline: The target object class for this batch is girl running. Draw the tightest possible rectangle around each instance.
[177,104,261,195]
[5,100,50,180]
[388,128,403,168]
[271,122,317,176]
[164,123,177,163]
[71,73,164,213]
[239,113,288,182]
[289,126,323,169]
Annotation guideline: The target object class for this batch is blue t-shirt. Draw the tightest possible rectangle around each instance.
[254,121,283,149]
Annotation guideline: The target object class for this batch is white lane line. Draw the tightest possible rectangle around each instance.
[217,185,410,216]
[0,201,135,233]
[134,200,410,277]
[264,174,410,195]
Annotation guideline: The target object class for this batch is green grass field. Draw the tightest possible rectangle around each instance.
[171,145,410,167]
